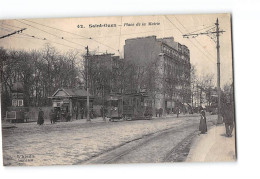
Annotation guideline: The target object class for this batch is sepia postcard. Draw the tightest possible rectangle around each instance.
[0,13,235,166]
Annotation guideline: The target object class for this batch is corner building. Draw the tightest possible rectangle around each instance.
[124,36,191,113]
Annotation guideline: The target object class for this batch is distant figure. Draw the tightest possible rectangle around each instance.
[155,108,159,117]
[90,109,94,119]
[53,109,57,123]
[183,108,186,115]
[24,112,29,123]
[199,110,207,134]
[177,107,180,118]
[159,108,163,117]
[37,108,44,125]
[223,103,234,137]
[57,110,61,122]
[49,109,55,124]
[74,107,78,120]
[144,107,152,118]
[80,108,84,119]
[65,111,71,122]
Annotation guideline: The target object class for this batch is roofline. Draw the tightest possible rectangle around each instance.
[52,88,71,97]
[48,96,94,99]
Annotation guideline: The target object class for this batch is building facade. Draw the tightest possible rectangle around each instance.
[124,36,191,113]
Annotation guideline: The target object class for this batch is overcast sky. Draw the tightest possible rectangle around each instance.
[0,14,232,88]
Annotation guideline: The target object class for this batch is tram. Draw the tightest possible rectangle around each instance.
[106,94,123,121]
[106,92,153,121]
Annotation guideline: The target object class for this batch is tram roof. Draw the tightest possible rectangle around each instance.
[124,92,149,97]
[106,92,149,100]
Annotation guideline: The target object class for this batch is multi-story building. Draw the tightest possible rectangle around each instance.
[86,53,123,103]
[124,36,191,112]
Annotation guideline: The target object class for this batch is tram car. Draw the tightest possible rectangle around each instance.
[106,94,123,121]
[106,92,153,121]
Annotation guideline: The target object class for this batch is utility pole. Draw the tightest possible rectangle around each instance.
[85,46,91,122]
[102,84,105,121]
[215,19,222,124]
[0,28,26,39]
[183,18,225,124]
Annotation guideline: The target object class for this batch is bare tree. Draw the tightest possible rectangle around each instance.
[197,73,215,107]
[190,64,198,108]
[1,44,81,109]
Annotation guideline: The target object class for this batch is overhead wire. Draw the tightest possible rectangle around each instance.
[22,19,215,56]
[3,18,219,61]
[22,19,119,53]
[0,26,27,40]
[164,15,215,64]
[0,26,16,32]
[0,24,84,52]
[15,20,87,48]
[23,19,213,40]
[185,24,215,35]
[0,22,23,30]
[174,16,216,60]
[2,22,107,55]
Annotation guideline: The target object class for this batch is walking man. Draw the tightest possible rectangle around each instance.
[155,108,159,117]
[53,109,57,123]
[222,102,235,137]
[159,108,163,117]
[177,107,180,118]
[80,107,84,119]
[74,107,78,120]
[37,108,44,125]
[49,109,55,124]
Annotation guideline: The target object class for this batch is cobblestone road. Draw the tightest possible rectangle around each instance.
[2,114,216,166]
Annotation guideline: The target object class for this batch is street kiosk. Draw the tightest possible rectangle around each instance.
[49,88,94,121]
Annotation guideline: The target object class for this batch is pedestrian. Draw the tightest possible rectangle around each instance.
[65,111,71,122]
[177,107,180,118]
[24,112,29,123]
[159,108,163,117]
[49,109,55,124]
[80,108,84,119]
[90,109,94,119]
[74,107,78,120]
[57,110,61,122]
[199,110,207,134]
[37,108,44,125]
[167,108,170,115]
[53,109,57,123]
[155,108,159,117]
[144,106,152,118]
[222,102,234,137]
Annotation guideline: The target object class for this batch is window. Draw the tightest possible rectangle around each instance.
[12,99,17,107]
[18,100,23,106]
[12,99,23,107]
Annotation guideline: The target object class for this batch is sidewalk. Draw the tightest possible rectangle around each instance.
[152,113,200,119]
[186,124,236,162]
